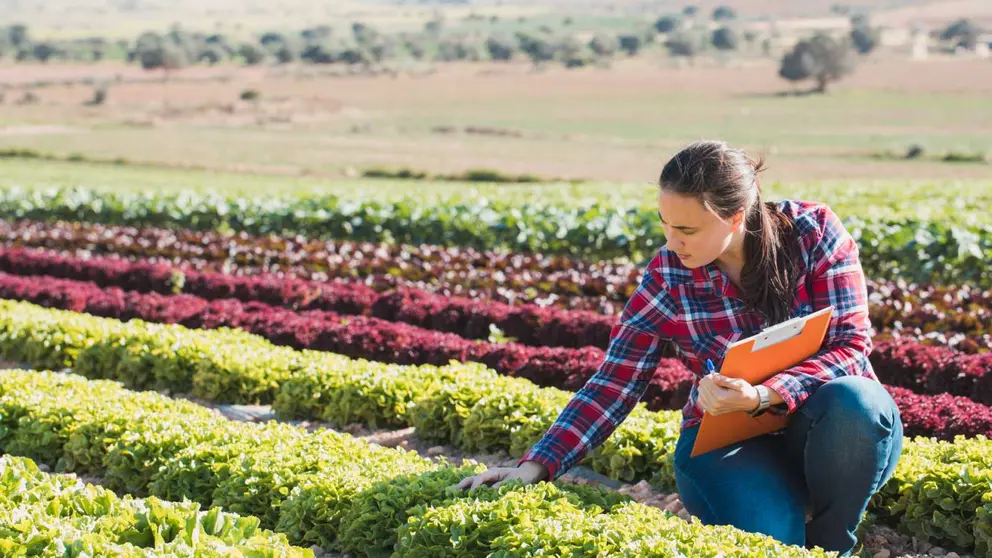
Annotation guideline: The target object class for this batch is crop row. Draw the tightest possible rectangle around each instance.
[0,247,615,350]
[2,222,991,352]
[3,245,992,363]
[0,369,833,557]
[4,296,992,471]
[0,271,695,412]
[2,252,992,406]
[0,218,633,312]
[0,455,313,557]
[0,186,990,286]
[2,304,992,554]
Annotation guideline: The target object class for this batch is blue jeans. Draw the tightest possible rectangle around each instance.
[673,376,903,556]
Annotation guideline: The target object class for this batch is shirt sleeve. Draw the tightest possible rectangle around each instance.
[517,266,677,481]
[762,205,873,415]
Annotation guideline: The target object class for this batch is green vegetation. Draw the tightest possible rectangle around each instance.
[0,455,314,557]
[0,367,837,556]
[0,158,990,223]
[2,301,992,555]
[0,185,989,285]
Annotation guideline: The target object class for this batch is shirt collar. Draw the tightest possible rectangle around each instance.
[690,263,729,296]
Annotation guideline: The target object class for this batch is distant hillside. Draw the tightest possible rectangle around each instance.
[0,0,984,39]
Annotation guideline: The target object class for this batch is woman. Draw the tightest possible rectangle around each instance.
[455,140,903,556]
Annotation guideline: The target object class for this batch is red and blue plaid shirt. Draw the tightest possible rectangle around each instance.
[519,200,877,481]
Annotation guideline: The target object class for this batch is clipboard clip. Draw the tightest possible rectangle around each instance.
[728,306,831,353]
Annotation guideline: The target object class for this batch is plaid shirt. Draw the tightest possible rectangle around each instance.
[519,200,876,481]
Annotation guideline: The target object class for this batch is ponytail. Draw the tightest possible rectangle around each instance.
[739,171,802,325]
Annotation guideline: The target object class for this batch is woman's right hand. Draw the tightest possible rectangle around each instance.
[454,460,550,490]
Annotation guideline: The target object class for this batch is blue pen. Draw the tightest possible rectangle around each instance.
[705,359,716,376]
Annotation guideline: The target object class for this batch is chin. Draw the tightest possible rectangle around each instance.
[676,254,700,267]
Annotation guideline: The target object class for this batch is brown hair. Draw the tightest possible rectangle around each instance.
[658,140,802,325]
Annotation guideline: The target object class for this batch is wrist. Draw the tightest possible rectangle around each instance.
[520,460,549,481]
[748,385,771,416]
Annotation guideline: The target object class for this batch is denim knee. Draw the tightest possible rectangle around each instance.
[797,375,904,555]
[803,375,899,430]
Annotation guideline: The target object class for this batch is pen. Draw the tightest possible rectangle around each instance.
[705,358,715,376]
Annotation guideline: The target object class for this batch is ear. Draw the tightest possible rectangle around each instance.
[731,210,746,232]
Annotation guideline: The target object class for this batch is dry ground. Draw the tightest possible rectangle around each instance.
[1,54,989,183]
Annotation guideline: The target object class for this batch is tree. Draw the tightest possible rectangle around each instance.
[682,6,698,17]
[238,43,267,65]
[300,42,336,64]
[259,33,285,49]
[655,16,680,34]
[560,36,593,68]
[8,25,28,48]
[436,39,482,62]
[713,6,736,21]
[588,33,619,58]
[850,25,879,54]
[161,44,189,70]
[618,34,643,56]
[134,32,166,70]
[32,43,57,63]
[274,42,299,64]
[940,19,980,49]
[516,32,557,65]
[205,34,236,57]
[199,45,226,65]
[337,47,371,65]
[779,34,857,93]
[711,27,739,51]
[665,32,698,59]
[131,29,200,71]
[167,26,202,63]
[486,35,516,61]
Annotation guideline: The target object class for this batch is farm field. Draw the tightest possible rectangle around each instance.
[3,0,992,555]
[0,202,991,557]
[0,57,991,184]
[2,158,992,225]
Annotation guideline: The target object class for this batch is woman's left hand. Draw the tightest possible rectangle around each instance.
[697,374,760,416]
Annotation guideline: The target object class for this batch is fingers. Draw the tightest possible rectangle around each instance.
[456,471,487,490]
[454,469,508,491]
[471,470,496,490]
[699,378,738,416]
[711,374,748,392]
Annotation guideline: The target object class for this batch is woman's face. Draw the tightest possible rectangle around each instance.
[657,190,743,268]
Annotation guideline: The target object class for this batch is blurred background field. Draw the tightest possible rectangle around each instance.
[1,2,992,558]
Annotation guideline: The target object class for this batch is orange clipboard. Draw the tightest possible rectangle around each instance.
[690,305,834,458]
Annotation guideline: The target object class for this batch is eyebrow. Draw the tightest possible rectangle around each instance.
[658,212,698,231]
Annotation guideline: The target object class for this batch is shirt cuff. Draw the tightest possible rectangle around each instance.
[761,374,805,414]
